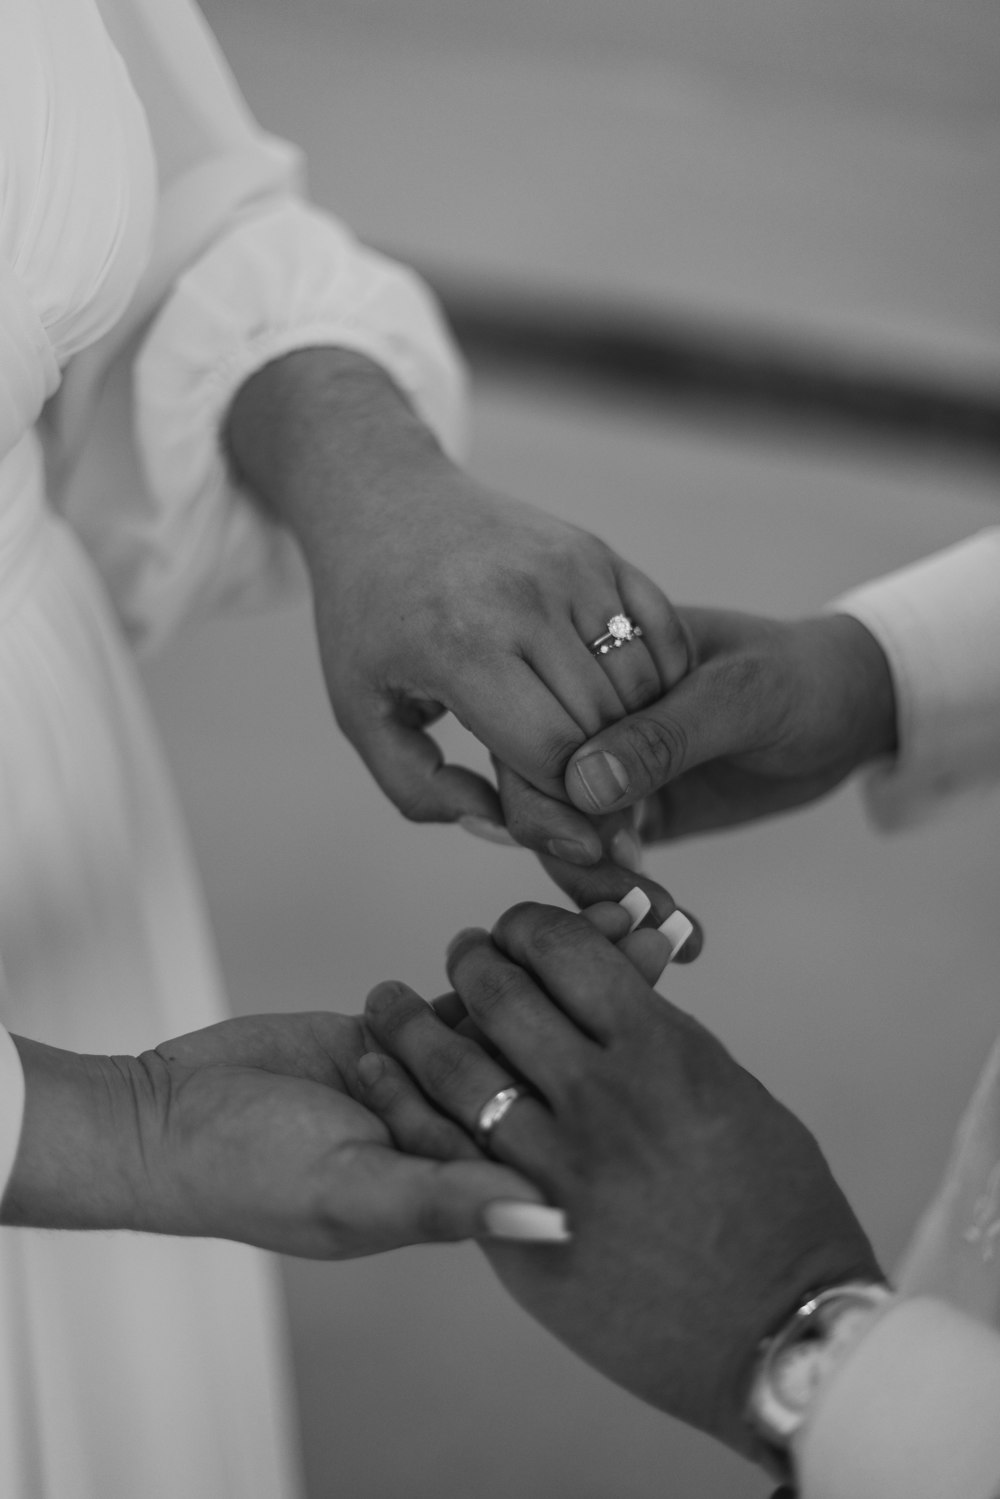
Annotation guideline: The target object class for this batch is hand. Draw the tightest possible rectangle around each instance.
[226,349,689,857]
[356,902,881,1459]
[2,1014,555,1257]
[559,608,897,840]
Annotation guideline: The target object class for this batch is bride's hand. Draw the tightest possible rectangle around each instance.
[2,1014,563,1256]
[226,349,690,863]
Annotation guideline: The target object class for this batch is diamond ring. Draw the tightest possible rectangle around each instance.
[589,613,643,657]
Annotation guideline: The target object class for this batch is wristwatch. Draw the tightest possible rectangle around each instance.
[746,1280,896,1481]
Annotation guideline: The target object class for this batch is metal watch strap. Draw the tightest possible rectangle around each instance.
[747,1280,895,1476]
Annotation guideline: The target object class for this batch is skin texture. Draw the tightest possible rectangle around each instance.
[225,348,690,871]
[357,901,883,1462]
[565,608,898,837]
[1,1016,545,1257]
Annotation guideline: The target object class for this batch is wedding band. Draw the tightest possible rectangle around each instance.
[589,613,643,657]
[474,1085,524,1152]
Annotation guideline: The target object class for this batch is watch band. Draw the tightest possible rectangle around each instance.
[747,1280,896,1476]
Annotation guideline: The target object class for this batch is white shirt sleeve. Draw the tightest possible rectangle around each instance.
[51,0,467,652]
[0,1026,25,1207]
[831,529,1000,830]
[794,1297,1000,1499]
[130,194,467,650]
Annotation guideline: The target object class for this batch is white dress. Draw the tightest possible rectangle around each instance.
[0,0,463,1494]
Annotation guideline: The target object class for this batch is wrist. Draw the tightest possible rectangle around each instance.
[225,346,455,573]
[2,1037,157,1232]
[745,1277,896,1480]
[821,613,898,768]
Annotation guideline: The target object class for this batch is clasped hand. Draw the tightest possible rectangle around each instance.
[357,900,881,1459]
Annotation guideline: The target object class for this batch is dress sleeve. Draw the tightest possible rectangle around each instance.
[829,529,1000,830]
[0,1025,26,1206]
[51,0,467,652]
[793,1297,1000,1499]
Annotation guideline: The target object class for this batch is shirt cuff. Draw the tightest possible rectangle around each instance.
[126,196,468,651]
[793,1296,1000,1499]
[831,529,1000,830]
[0,1025,26,1206]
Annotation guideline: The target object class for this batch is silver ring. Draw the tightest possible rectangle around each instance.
[474,1085,524,1152]
[589,613,643,657]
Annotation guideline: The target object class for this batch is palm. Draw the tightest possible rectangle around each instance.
[148,1011,534,1258]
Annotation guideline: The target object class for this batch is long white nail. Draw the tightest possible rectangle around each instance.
[619,886,651,934]
[660,910,694,960]
[459,816,519,848]
[482,1201,571,1242]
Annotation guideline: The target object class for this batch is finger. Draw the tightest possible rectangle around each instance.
[337,1142,569,1248]
[616,563,691,692]
[493,759,604,865]
[363,981,560,1177]
[446,919,618,1059]
[486,903,659,1044]
[521,623,629,736]
[535,846,678,925]
[447,655,587,801]
[582,900,673,986]
[570,597,664,717]
[340,700,505,825]
[581,894,701,975]
[355,1051,483,1161]
[662,907,703,964]
[565,654,769,816]
[429,991,467,1028]
[617,927,674,985]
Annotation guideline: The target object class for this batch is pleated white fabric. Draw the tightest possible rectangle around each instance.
[0,0,464,1493]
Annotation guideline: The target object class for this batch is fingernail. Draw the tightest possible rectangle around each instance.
[459,816,519,848]
[660,910,694,961]
[356,1052,385,1087]
[619,886,651,934]
[546,836,601,866]
[610,828,643,873]
[574,753,630,812]
[482,1201,571,1242]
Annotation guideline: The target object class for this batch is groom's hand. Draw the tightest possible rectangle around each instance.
[358,902,881,1458]
[2,1014,555,1257]
[561,608,898,841]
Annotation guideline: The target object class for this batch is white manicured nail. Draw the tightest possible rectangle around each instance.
[459,816,519,847]
[660,910,694,960]
[482,1202,571,1242]
[619,886,651,934]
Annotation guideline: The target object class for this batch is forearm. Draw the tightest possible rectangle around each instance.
[1,1036,151,1232]
[224,346,457,585]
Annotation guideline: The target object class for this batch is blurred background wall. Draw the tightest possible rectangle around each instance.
[143,2,999,1495]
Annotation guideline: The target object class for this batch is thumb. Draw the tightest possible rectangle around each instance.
[354,1147,568,1249]
[565,655,769,814]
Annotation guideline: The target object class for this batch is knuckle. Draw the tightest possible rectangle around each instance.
[492,900,542,949]
[468,960,525,1019]
[392,780,441,825]
[622,712,689,785]
[525,909,591,963]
